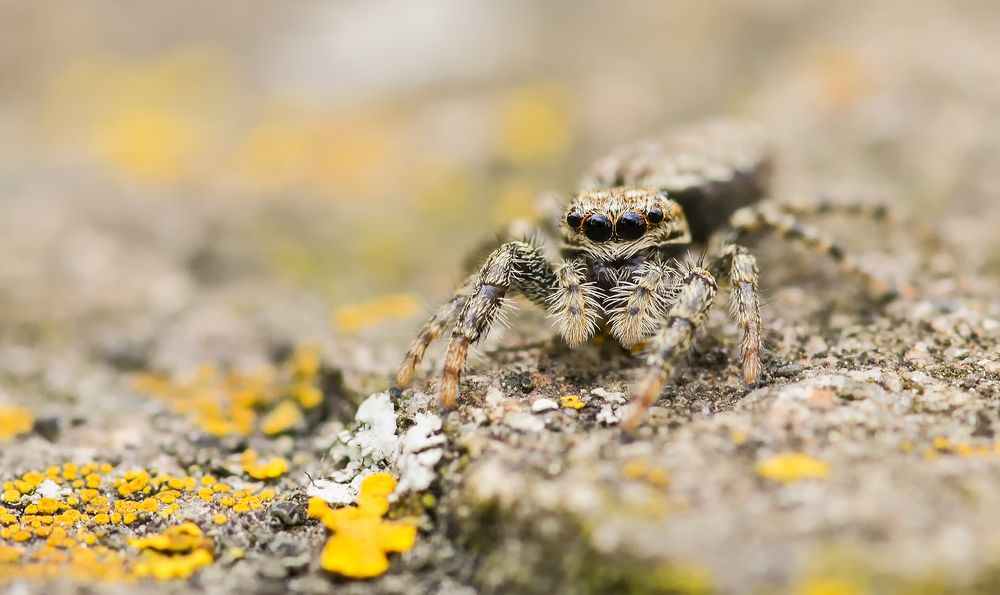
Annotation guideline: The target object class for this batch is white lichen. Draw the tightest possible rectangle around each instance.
[307,391,448,504]
[394,412,445,496]
[34,479,63,500]
[596,404,620,425]
[307,392,399,504]
[591,387,627,404]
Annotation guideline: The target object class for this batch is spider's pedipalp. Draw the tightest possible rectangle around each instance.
[624,264,717,433]
[607,261,675,348]
[546,259,602,348]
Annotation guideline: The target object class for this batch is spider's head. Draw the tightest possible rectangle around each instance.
[562,187,691,260]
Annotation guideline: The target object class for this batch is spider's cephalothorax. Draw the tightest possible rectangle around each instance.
[394,118,898,432]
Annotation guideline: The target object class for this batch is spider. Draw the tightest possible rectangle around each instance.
[393,118,898,432]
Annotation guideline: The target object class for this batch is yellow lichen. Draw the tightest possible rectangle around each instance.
[756,453,830,483]
[333,294,421,334]
[559,395,586,410]
[310,473,417,579]
[495,84,572,165]
[794,576,866,595]
[0,461,278,585]
[622,459,671,487]
[0,406,33,440]
[240,450,289,480]
[261,400,304,435]
[129,523,214,580]
[133,344,327,437]
[0,544,22,563]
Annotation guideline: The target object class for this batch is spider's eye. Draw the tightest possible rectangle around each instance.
[565,211,583,229]
[583,213,613,242]
[616,212,647,240]
[647,207,664,224]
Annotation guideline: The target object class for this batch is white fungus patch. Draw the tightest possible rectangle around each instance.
[394,412,445,496]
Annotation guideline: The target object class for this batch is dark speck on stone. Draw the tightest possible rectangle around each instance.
[33,417,61,442]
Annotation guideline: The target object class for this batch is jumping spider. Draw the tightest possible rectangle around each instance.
[394,118,897,432]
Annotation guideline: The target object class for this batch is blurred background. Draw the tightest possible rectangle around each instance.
[0,0,999,357]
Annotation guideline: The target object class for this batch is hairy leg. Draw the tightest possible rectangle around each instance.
[624,264,718,433]
[716,243,763,385]
[546,259,603,348]
[439,241,558,408]
[728,201,899,300]
[778,196,894,222]
[394,274,478,391]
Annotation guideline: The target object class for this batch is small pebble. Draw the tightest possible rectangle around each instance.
[531,398,558,413]
[773,363,803,378]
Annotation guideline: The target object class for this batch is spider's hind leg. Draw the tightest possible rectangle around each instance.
[729,201,900,301]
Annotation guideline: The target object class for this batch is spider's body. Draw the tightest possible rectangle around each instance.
[394,118,895,432]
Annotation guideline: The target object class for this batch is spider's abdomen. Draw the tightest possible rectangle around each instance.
[581,118,773,243]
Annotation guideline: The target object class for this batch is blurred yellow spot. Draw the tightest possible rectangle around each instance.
[0,545,21,564]
[261,400,304,436]
[212,514,227,526]
[559,395,586,410]
[238,117,313,189]
[810,50,871,112]
[134,344,326,437]
[241,450,289,480]
[756,453,830,483]
[96,106,196,182]
[491,180,538,224]
[496,84,572,165]
[0,406,33,440]
[44,48,228,186]
[333,293,421,334]
[794,576,865,595]
[311,473,416,579]
[622,459,670,487]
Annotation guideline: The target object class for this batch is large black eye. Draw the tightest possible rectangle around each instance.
[566,211,583,229]
[647,207,664,224]
[616,212,647,240]
[583,213,613,242]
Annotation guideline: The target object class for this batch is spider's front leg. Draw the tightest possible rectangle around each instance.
[623,264,718,433]
[394,274,478,391]
[439,241,562,408]
[709,240,763,386]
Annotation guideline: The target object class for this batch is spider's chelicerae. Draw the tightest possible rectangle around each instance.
[394,118,898,432]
